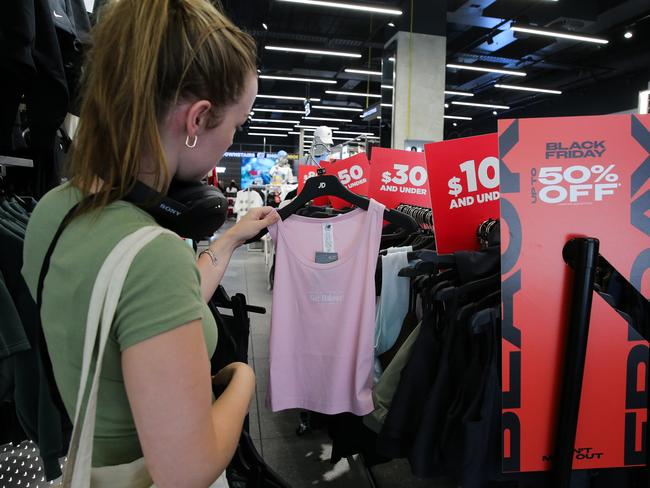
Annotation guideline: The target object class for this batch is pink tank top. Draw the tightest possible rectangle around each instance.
[267,199,385,415]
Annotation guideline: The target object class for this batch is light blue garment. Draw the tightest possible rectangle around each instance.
[375,247,412,356]
[386,246,411,255]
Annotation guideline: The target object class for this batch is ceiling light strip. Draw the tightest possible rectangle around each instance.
[266,45,361,58]
[451,101,510,109]
[312,105,363,112]
[345,68,382,76]
[251,118,300,124]
[248,126,294,132]
[444,115,473,120]
[275,0,402,16]
[446,63,526,77]
[326,90,382,98]
[254,108,306,114]
[511,25,608,44]
[494,83,562,95]
[247,133,289,138]
[295,125,340,130]
[257,94,322,101]
[259,75,336,84]
[304,116,353,122]
[444,90,474,97]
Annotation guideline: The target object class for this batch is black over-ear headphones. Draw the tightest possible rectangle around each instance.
[123,179,228,241]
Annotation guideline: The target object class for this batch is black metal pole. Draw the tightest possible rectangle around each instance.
[554,237,600,488]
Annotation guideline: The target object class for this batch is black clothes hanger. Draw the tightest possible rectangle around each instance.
[411,234,437,251]
[434,273,500,302]
[473,289,501,312]
[246,169,418,243]
[399,251,456,277]
[283,172,418,229]
[409,250,456,265]
[380,223,413,251]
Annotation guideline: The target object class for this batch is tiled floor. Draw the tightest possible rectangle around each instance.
[215,225,454,488]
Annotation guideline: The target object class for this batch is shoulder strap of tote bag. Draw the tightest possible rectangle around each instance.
[61,226,175,487]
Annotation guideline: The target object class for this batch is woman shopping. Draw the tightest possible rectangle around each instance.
[21,0,278,486]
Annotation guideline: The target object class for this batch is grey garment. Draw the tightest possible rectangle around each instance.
[0,205,28,230]
[2,200,29,225]
[49,0,91,40]
[364,323,422,433]
[0,217,26,239]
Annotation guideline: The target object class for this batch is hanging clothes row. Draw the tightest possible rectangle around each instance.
[0,1,91,197]
[311,214,507,488]
[0,183,71,481]
[260,172,506,485]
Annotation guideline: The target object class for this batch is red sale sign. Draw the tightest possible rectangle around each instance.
[499,114,649,472]
[326,153,371,209]
[298,165,319,193]
[425,134,500,253]
[369,148,431,209]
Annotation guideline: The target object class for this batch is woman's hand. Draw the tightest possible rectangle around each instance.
[225,207,280,247]
[212,362,255,387]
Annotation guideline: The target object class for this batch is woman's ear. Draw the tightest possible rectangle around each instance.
[185,100,213,137]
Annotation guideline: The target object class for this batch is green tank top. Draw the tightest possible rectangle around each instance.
[21,183,217,467]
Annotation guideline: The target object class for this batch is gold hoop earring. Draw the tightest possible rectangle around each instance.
[185,135,198,148]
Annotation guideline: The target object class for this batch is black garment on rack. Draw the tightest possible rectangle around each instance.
[376,247,501,472]
[0,214,26,239]
[50,0,91,115]
[0,223,71,480]
[454,246,500,285]
[326,414,389,467]
[0,270,30,365]
[0,0,90,196]
[439,306,501,487]
[376,300,446,459]
[1,199,30,225]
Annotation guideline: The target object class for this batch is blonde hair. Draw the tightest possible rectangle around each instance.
[69,0,257,212]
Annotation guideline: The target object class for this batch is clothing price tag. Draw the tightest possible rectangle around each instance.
[315,223,338,263]
[322,223,335,253]
[315,252,339,264]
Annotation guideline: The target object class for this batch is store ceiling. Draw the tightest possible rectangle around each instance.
[224,0,650,148]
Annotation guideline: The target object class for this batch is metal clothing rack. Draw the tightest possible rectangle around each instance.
[555,237,650,487]
[0,155,34,177]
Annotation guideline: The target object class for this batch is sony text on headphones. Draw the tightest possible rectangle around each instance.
[123,179,228,241]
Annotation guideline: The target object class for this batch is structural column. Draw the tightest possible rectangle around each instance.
[389,0,447,149]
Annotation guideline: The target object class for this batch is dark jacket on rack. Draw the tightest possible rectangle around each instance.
[0,271,30,402]
[0,223,72,480]
[0,0,90,196]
